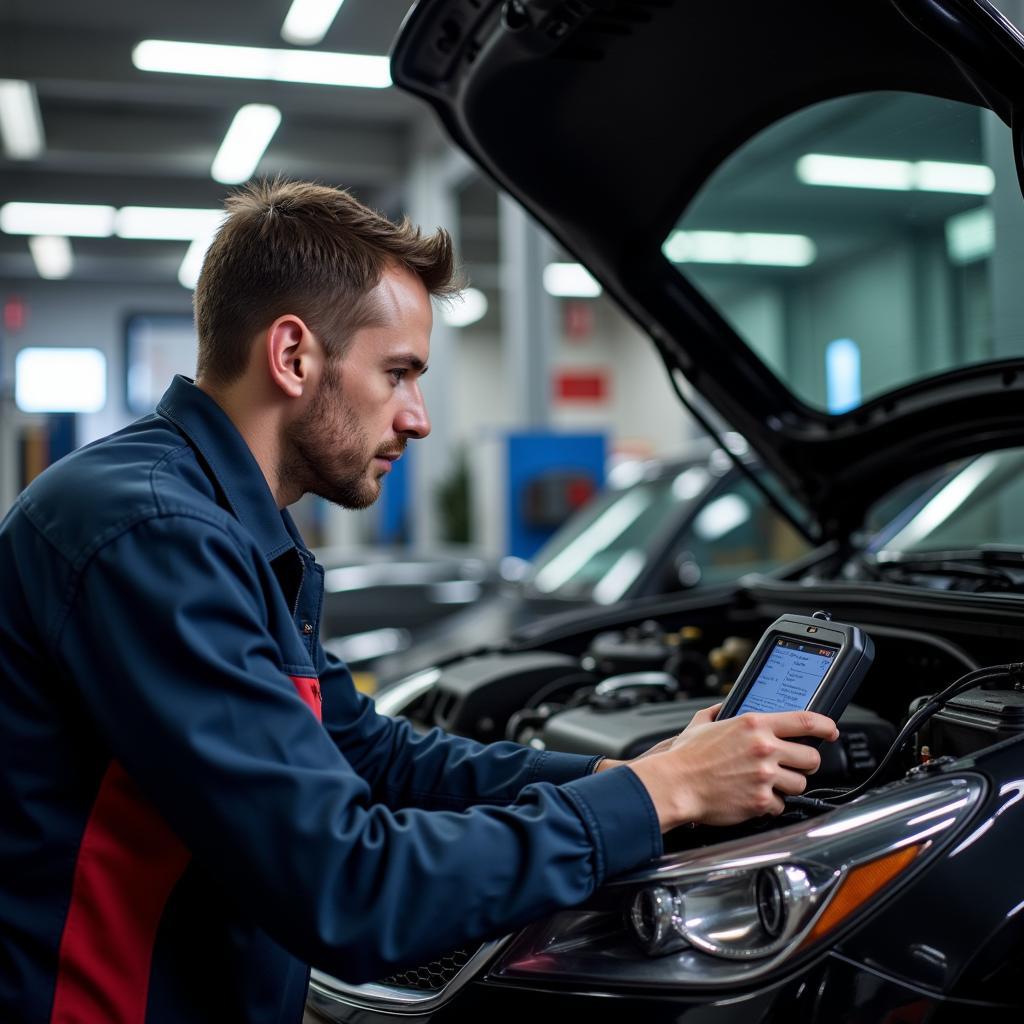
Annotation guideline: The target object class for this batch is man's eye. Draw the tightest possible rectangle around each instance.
[389,368,408,384]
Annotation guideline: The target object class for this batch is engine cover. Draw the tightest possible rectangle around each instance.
[418,651,582,741]
[538,699,895,786]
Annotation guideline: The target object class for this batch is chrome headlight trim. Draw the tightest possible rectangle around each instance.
[490,774,986,990]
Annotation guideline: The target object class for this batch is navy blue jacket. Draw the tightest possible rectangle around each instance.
[0,376,662,1024]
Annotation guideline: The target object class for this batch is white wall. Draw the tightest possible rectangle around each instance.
[0,279,193,440]
[451,297,696,461]
[451,295,701,555]
[0,279,193,512]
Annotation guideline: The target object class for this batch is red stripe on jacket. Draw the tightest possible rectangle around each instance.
[290,675,322,722]
[50,762,191,1024]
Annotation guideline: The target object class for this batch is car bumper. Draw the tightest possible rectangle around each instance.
[305,951,1019,1024]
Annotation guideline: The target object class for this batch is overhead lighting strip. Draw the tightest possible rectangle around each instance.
[281,0,347,46]
[115,206,226,240]
[796,154,994,195]
[211,105,282,185]
[0,202,225,240]
[28,236,73,280]
[1,202,116,238]
[0,79,45,160]
[662,230,816,267]
[1,202,227,287]
[132,39,391,89]
[441,287,488,328]
[543,263,602,297]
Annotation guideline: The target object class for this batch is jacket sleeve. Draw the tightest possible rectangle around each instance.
[54,515,662,982]
[316,646,604,811]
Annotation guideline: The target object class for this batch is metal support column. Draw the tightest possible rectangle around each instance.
[498,195,558,428]
[405,136,474,549]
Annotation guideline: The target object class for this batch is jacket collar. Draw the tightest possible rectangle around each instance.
[156,375,299,561]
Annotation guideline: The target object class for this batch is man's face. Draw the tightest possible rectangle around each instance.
[285,264,432,509]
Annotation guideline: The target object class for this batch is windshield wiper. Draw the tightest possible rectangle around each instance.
[859,545,1024,593]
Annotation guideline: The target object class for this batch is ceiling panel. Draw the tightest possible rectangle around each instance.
[0,0,425,285]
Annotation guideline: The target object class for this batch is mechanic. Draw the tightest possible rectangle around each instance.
[0,179,838,1024]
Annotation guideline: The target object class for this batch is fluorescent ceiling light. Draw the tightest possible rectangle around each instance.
[15,347,107,413]
[133,39,391,89]
[946,206,994,264]
[178,232,218,290]
[211,105,282,185]
[441,287,488,328]
[1,202,115,237]
[917,161,994,195]
[0,80,44,159]
[797,154,994,195]
[2,202,225,242]
[282,0,346,45]
[116,206,225,240]
[663,230,816,267]
[28,236,73,279]
[543,262,602,298]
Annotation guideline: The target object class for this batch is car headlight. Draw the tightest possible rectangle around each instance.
[490,774,984,990]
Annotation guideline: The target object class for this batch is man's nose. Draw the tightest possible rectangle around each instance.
[395,388,431,439]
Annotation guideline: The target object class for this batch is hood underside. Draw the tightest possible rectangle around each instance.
[392,0,1024,541]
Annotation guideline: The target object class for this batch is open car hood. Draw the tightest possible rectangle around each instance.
[392,0,1024,543]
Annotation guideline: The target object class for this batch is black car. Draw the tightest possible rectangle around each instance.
[306,0,1024,1020]
[315,546,506,691]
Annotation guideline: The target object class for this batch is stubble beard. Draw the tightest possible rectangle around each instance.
[282,363,386,510]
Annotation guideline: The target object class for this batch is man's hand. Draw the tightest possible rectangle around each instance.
[621,705,839,831]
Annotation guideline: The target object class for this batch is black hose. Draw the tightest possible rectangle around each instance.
[807,662,1024,805]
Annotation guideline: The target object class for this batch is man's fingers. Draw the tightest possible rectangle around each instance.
[763,711,839,741]
[776,740,821,774]
[689,703,722,727]
[771,768,809,797]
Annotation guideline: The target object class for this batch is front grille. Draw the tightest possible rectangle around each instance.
[378,947,474,992]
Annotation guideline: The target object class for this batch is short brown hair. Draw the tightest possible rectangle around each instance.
[194,178,459,385]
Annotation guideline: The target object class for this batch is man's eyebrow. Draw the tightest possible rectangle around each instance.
[391,353,428,374]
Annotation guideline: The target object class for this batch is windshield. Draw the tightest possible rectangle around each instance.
[526,460,810,603]
[667,91,1024,413]
[872,447,1024,555]
[528,469,694,602]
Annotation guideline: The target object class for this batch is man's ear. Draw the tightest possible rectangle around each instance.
[265,314,320,399]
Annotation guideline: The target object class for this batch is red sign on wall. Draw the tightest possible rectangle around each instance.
[554,370,609,402]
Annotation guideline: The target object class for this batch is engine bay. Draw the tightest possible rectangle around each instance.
[395,583,1024,842]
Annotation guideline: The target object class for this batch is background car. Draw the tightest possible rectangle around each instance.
[305,0,1024,1021]
[324,440,818,690]
[316,546,505,691]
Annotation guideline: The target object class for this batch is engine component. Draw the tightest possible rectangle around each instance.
[591,671,678,709]
[536,699,895,788]
[918,684,1024,758]
[707,635,756,695]
[582,621,678,677]
[582,621,713,695]
[664,625,711,694]
[415,651,586,741]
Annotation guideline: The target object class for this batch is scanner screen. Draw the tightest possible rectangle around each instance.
[735,637,838,715]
